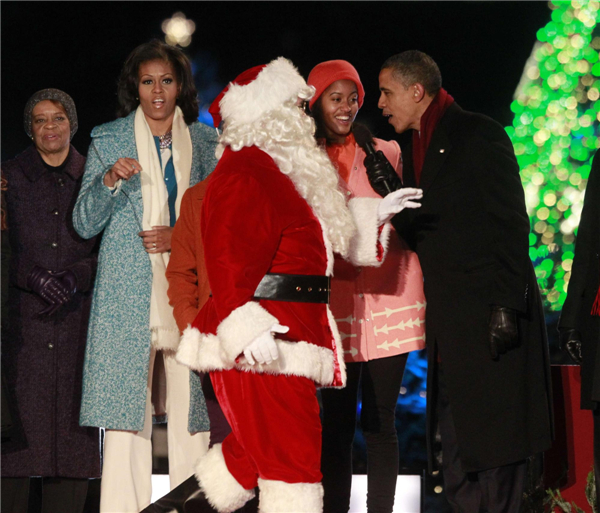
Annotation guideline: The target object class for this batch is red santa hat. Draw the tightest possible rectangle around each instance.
[209,57,313,128]
[307,60,365,110]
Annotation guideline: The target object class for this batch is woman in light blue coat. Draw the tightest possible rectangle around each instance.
[73,40,218,513]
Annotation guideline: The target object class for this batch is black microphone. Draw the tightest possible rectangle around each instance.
[353,123,377,157]
[353,124,401,196]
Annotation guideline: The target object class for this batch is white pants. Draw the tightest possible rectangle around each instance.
[100,350,209,513]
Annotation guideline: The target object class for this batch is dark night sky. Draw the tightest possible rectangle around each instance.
[1,1,551,160]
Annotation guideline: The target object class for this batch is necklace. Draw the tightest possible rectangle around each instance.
[158,130,172,149]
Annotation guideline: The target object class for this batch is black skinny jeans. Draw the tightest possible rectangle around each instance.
[320,353,408,513]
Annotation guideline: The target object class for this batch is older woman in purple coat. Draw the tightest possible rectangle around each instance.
[1,89,100,513]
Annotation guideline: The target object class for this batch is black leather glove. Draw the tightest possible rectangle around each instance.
[27,266,76,316]
[489,306,519,359]
[365,151,403,197]
[51,269,77,296]
[558,328,582,364]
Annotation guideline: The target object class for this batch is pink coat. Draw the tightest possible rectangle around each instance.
[331,138,426,362]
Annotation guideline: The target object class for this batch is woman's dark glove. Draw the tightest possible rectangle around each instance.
[27,266,76,316]
[51,269,77,295]
[365,151,403,197]
[558,328,582,364]
[489,306,519,359]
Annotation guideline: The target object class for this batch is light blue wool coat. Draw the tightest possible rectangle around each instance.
[74,111,218,431]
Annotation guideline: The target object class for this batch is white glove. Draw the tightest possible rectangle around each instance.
[377,187,423,225]
[243,324,289,365]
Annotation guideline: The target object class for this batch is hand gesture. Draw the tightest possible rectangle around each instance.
[376,187,423,225]
[27,266,77,316]
[138,225,173,254]
[243,324,290,365]
[104,158,142,188]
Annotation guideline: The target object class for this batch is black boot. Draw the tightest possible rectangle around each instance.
[238,493,259,513]
[140,475,217,513]
[184,486,258,513]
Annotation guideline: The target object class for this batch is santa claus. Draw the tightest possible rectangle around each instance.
[144,57,422,513]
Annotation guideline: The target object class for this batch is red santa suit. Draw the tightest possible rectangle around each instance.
[176,58,399,513]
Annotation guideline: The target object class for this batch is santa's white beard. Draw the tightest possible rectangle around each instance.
[218,101,356,258]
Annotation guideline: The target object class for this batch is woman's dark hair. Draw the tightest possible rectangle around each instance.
[310,98,331,142]
[116,39,199,124]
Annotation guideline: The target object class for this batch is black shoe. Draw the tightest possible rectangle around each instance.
[183,485,258,513]
[238,493,259,513]
[140,475,217,513]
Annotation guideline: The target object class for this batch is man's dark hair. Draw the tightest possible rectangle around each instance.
[381,50,442,96]
[116,39,199,125]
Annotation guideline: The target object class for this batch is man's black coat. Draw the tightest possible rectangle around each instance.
[559,150,600,410]
[394,102,554,473]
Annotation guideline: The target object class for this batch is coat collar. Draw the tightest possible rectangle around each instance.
[91,111,137,160]
[417,102,461,194]
[17,144,85,182]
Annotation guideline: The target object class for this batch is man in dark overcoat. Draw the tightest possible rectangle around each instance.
[375,51,553,512]
[1,89,101,512]
[558,150,599,506]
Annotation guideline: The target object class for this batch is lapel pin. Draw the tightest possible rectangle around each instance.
[439,149,445,153]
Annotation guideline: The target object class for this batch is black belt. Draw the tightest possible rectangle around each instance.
[253,273,330,304]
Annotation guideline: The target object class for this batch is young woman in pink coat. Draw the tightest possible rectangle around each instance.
[308,60,426,513]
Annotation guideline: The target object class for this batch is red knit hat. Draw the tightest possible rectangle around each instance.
[307,60,365,110]
[209,58,311,128]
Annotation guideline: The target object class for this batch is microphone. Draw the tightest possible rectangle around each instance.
[353,123,377,157]
[353,124,402,196]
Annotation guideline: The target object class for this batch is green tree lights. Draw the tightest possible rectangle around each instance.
[508,0,599,313]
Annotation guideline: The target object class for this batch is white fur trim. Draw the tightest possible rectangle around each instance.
[347,197,391,267]
[176,326,336,386]
[326,306,346,388]
[316,216,334,277]
[258,478,323,513]
[150,327,180,352]
[175,326,210,369]
[195,444,255,513]
[217,301,278,362]
[220,57,313,127]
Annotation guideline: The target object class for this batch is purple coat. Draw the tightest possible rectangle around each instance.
[1,145,101,478]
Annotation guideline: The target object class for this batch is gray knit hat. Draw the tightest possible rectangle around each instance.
[24,88,78,140]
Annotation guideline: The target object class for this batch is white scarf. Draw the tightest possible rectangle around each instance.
[134,105,192,351]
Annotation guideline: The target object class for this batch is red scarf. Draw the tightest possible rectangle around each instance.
[412,88,454,185]
[324,133,356,184]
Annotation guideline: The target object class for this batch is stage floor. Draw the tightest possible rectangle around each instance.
[151,474,421,512]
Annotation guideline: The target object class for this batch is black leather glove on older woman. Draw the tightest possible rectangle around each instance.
[489,306,519,359]
[27,265,77,315]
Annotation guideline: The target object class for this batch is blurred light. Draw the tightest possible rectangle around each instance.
[161,12,196,47]
[509,0,599,311]
[537,207,550,220]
